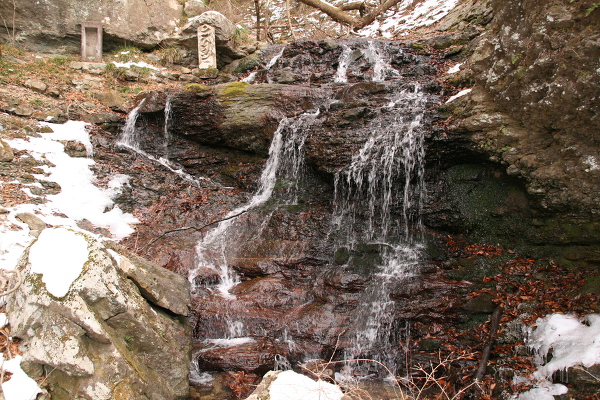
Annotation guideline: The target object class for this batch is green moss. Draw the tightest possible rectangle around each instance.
[334,247,350,265]
[220,81,249,98]
[286,204,303,213]
[220,165,240,175]
[183,83,211,93]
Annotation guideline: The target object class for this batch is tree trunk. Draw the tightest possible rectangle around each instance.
[254,0,261,41]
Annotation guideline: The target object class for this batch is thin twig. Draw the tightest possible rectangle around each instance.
[0,268,22,297]
[141,209,248,251]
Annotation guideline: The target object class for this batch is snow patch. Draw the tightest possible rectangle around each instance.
[359,0,459,38]
[7,121,138,243]
[1,355,44,400]
[269,370,344,400]
[514,313,600,399]
[445,88,472,103]
[529,313,600,379]
[112,61,163,70]
[447,63,463,74]
[514,380,568,400]
[583,155,600,172]
[29,228,89,298]
[0,313,7,328]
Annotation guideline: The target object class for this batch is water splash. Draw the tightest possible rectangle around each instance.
[243,46,286,83]
[119,98,147,148]
[163,95,173,153]
[334,45,353,83]
[365,41,399,82]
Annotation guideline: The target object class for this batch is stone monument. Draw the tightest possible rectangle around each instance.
[197,24,217,69]
[81,22,103,62]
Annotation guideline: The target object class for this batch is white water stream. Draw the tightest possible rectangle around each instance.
[189,109,322,297]
[118,96,218,188]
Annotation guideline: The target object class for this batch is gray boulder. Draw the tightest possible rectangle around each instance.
[184,0,207,17]
[7,227,191,400]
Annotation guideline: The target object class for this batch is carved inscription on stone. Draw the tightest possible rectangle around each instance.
[198,24,217,69]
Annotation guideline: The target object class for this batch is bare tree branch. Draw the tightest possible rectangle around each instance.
[356,0,403,29]
[254,0,261,41]
[296,0,402,30]
[286,0,298,40]
[297,0,361,27]
[141,209,249,251]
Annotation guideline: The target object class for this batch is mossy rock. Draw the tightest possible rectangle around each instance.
[220,81,249,98]
[183,83,211,93]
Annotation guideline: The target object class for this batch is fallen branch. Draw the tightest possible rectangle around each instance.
[474,305,504,382]
[0,268,22,297]
[141,209,249,251]
[297,0,402,29]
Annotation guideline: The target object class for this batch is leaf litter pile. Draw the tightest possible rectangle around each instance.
[408,236,600,399]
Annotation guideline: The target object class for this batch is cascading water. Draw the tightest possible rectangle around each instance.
[330,83,429,377]
[334,45,353,83]
[118,95,218,188]
[163,95,173,153]
[189,109,323,298]
[176,39,442,390]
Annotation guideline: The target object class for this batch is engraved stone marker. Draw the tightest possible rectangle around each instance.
[198,24,217,69]
[81,22,103,62]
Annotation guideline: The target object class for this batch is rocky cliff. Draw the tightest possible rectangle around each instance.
[0,0,183,52]
[449,0,600,265]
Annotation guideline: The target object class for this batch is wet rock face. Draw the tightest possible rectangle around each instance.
[439,0,600,265]
[254,40,435,85]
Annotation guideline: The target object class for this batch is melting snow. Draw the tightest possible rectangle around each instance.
[359,0,459,38]
[447,62,463,74]
[1,355,44,400]
[269,370,344,400]
[28,228,89,298]
[111,61,163,70]
[5,121,138,252]
[514,313,600,399]
[445,88,472,103]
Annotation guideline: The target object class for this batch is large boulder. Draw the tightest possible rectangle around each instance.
[164,11,257,67]
[6,227,191,400]
[0,0,183,52]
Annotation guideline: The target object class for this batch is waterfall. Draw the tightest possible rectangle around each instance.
[365,40,399,82]
[118,97,219,189]
[243,46,286,83]
[163,95,173,153]
[118,98,146,149]
[181,40,439,383]
[332,83,429,375]
[189,109,322,298]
